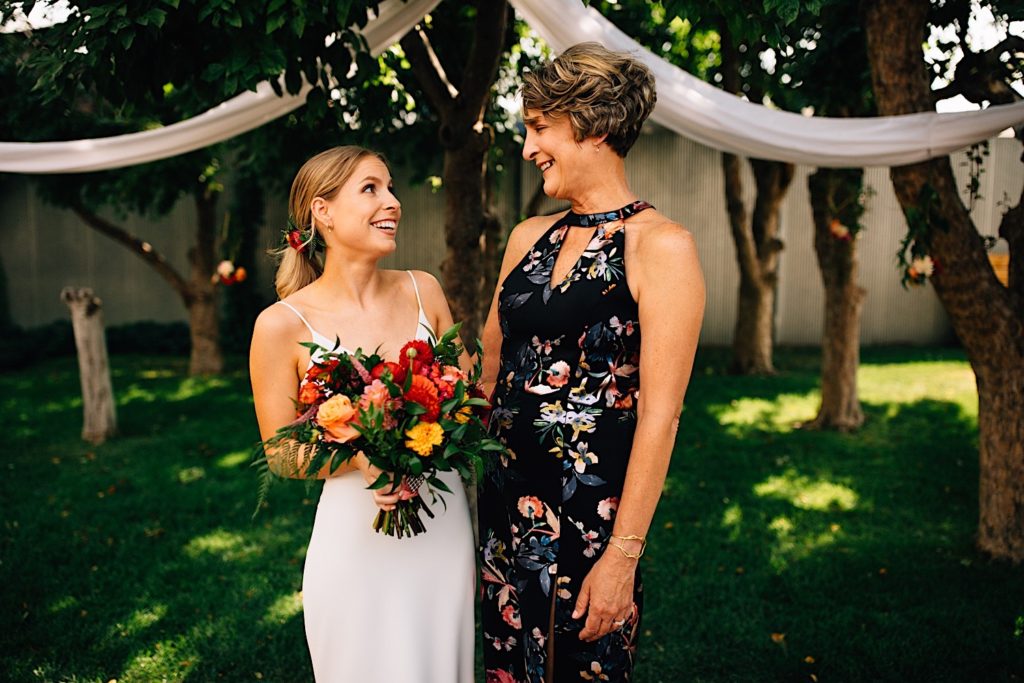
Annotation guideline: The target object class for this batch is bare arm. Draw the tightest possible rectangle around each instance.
[249,305,366,480]
[575,222,706,640]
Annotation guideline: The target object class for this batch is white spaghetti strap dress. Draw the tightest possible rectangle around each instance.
[275,271,475,683]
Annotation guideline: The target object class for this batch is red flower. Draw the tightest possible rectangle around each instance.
[403,374,441,422]
[399,340,434,368]
[287,229,306,252]
[370,361,407,384]
[307,359,339,380]
[297,382,322,405]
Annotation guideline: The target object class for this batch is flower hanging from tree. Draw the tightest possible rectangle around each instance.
[907,255,936,286]
[211,260,247,286]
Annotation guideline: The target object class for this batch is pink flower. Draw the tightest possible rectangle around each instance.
[358,379,390,412]
[597,497,619,521]
[487,669,518,683]
[501,605,521,629]
[546,361,570,388]
[441,365,467,384]
[517,495,544,519]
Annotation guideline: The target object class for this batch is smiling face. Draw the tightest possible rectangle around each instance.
[522,109,599,203]
[312,156,401,258]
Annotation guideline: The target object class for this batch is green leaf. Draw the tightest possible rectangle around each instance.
[367,472,390,490]
[428,476,453,494]
[266,13,288,34]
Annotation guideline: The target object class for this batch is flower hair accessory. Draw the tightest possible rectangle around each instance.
[283,215,325,259]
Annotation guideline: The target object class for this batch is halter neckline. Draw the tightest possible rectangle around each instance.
[562,200,653,227]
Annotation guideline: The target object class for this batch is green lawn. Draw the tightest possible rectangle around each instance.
[1,348,1021,682]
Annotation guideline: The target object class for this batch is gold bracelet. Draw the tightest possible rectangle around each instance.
[608,536,646,560]
[611,534,647,553]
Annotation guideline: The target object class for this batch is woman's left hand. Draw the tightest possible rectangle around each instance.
[573,551,637,641]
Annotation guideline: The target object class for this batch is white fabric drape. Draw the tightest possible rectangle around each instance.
[0,0,441,174]
[511,0,1024,167]
[1,0,1021,173]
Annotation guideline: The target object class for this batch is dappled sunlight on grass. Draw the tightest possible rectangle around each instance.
[118,384,159,405]
[109,604,167,640]
[754,469,859,511]
[262,592,303,626]
[858,361,977,413]
[710,392,819,435]
[215,449,251,469]
[46,595,79,614]
[183,529,260,563]
[766,515,841,571]
[121,632,199,681]
[137,369,178,379]
[721,502,743,541]
[168,376,233,401]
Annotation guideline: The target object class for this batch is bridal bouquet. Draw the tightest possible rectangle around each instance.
[255,324,501,538]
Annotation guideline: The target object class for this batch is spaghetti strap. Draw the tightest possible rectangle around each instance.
[406,271,425,316]
[407,271,434,338]
[275,301,318,338]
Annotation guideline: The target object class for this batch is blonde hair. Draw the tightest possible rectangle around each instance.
[521,42,656,157]
[273,146,388,299]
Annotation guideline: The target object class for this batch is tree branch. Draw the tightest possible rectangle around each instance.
[399,25,457,116]
[71,204,192,302]
[459,0,509,118]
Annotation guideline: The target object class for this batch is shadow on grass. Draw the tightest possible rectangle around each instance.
[636,386,1022,683]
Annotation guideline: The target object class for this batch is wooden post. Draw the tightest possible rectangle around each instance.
[61,287,117,444]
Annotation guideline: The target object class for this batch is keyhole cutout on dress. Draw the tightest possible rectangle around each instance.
[550,226,599,288]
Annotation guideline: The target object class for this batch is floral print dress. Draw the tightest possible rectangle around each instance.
[480,201,652,683]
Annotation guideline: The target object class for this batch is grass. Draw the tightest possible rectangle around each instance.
[1,347,1021,682]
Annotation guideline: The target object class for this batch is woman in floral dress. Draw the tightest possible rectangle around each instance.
[478,43,706,683]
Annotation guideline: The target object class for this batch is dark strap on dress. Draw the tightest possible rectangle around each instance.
[561,200,653,227]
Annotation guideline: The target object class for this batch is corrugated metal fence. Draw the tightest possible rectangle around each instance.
[0,132,1017,346]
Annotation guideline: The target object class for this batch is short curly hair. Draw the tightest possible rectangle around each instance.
[521,42,657,158]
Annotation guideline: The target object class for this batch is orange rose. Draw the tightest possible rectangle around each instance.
[316,394,360,443]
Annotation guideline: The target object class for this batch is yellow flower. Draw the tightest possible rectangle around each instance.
[453,406,473,424]
[405,422,444,456]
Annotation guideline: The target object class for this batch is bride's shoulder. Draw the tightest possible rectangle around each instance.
[390,269,445,304]
[253,297,308,341]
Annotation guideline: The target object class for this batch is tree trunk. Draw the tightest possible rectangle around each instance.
[807,168,866,431]
[719,30,793,375]
[399,0,509,346]
[72,199,224,376]
[864,0,1024,562]
[188,189,224,375]
[723,153,792,374]
[61,287,117,444]
[440,132,494,344]
[399,0,509,542]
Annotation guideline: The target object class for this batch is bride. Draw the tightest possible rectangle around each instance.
[249,146,475,682]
